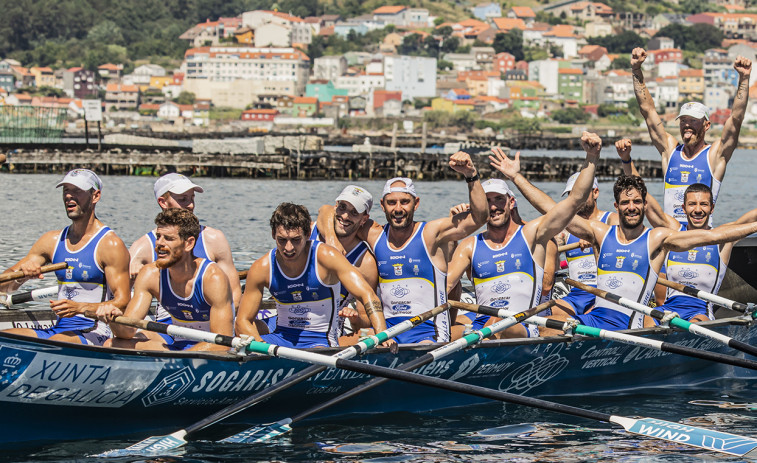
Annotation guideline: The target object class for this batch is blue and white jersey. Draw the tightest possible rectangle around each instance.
[470,227,542,337]
[663,223,724,320]
[46,225,113,343]
[592,226,656,330]
[147,225,210,261]
[158,258,214,331]
[310,224,370,308]
[373,222,450,343]
[269,241,341,347]
[565,211,612,287]
[664,144,720,224]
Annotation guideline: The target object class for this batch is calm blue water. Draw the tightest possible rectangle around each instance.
[0,144,756,461]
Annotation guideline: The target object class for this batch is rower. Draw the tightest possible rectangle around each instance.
[616,138,756,322]
[129,173,242,315]
[0,169,130,345]
[631,47,751,225]
[310,185,378,344]
[506,164,757,330]
[316,151,488,344]
[236,203,394,348]
[456,132,602,338]
[555,172,617,317]
[97,208,234,351]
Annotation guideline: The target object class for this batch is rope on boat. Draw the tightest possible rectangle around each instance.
[233,334,254,356]
[659,310,680,326]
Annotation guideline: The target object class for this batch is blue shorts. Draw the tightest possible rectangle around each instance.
[559,288,596,316]
[157,332,200,350]
[34,316,109,346]
[574,307,633,331]
[262,326,332,348]
[386,316,449,343]
[657,295,712,321]
[461,312,539,338]
[261,315,277,334]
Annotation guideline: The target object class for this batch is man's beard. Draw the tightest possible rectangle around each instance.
[155,248,182,269]
[619,208,645,229]
[576,201,595,218]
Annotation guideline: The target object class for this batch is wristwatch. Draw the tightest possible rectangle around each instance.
[465,172,480,183]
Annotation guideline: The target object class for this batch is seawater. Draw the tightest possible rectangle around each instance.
[0,145,756,461]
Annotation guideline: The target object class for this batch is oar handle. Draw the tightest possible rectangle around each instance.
[657,278,750,313]
[238,269,248,280]
[565,278,619,306]
[557,242,581,253]
[450,298,556,319]
[0,262,67,284]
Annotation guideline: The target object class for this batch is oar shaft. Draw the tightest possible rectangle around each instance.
[3,285,59,307]
[557,242,581,253]
[0,263,67,283]
[657,277,750,313]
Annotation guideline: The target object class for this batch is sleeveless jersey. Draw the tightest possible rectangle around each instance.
[664,144,720,224]
[269,241,342,347]
[470,227,543,337]
[565,211,612,286]
[158,258,213,331]
[310,224,370,308]
[664,223,725,320]
[49,225,113,342]
[373,222,450,343]
[594,226,656,329]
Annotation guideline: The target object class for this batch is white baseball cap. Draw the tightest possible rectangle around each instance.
[676,102,709,121]
[335,185,373,213]
[56,169,102,191]
[382,177,417,198]
[154,173,204,200]
[482,178,514,197]
[562,172,599,197]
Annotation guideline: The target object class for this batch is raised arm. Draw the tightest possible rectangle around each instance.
[203,227,242,308]
[615,138,679,230]
[427,151,488,244]
[234,255,269,339]
[192,263,234,351]
[716,56,752,165]
[660,220,757,252]
[631,48,678,157]
[489,148,557,214]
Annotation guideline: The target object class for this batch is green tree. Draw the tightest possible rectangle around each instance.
[174,91,196,105]
[551,107,589,124]
[680,0,710,14]
[87,20,124,45]
[587,30,644,53]
[611,56,631,69]
[493,29,523,60]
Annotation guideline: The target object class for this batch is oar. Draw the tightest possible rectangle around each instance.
[657,277,755,315]
[220,299,557,444]
[0,262,67,283]
[557,242,581,253]
[452,301,757,371]
[95,302,451,457]
[1,285,58,308]
[238,339,757,457]
[237,269,248,280]
[566,279,757,357]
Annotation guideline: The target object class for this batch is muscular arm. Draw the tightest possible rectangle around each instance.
[0,230,58,293]
[446,237,474,294]
[203,227,242,308]
[107,264,159,339]
[716,56,752,166]
[128,233,153,281]
[191,264,234,352]
[660,221,757,252]
[631,47,677,157]
[234,256,269,340]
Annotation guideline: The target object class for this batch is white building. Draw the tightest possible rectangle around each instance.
[334,73,385,96]
[242,10,312,45]
[384,55,437,100]
[313,55,347,81]
[656,61,681,78]
[528,60,559,95]
[704,84,731,112]
[126,64,166,85]
[255,23,292,47]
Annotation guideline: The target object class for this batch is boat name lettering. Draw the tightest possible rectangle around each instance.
[191,367,296,393]
[581,357,619,369]
[580,345,625,360]
[4,384,135,406]
[28,359,110,385]
[305,385,343,395]
[474,362,514,375]
[310,358,401,384]
[623,346,670,363]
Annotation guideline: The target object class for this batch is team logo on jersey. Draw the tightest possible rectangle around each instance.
[687,250,698,261]
[606,276,622,289]
[675,191,685,202]
[65,267,73,279]
[292,291,302,301]
[631,259,638,270]
[489,299,509,308]
[390,286,409,298]
[393,263,403,276]
[63,286,79,300]
[678,269,699,280]
[579,259,593,269]
[81,270,89,281]
[496,260,505,272]
[181,310,193,320]
[515,259,521,269]
[705,251,711,262]
[615,256,625,269]
[413,265,419,275]
[289,306,311,315]
[680,170,690,182]
[583,247,592,254]
[492,281,511,294]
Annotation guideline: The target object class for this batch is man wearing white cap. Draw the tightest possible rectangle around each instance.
[317,151,488,344]
[447,133,603,338]
[631,47,752,224]
[129,173,241,310]
[309,185,378,342]
[0,169,130,345]
[553,172,618,316]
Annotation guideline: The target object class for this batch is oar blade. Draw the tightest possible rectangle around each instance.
[220,420,292,444]
[613,416,757,457]
[96,430,187,457]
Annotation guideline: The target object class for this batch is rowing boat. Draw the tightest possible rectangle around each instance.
[0,313,755,448]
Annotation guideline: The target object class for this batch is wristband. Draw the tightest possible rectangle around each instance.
[621,158,632,164]
[465,173,480,183]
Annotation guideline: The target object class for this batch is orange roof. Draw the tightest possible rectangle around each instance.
[606,69,631,76]
[492,17,526,31]
[579,44,603,54]
[271,11,304,23]
[680,69,703,77]
[10,66,32,76]
[106,83,139,93]
[373,5,407,14]
[32,66,53,73]
[139,103,160,111]
[184,47,310,61]
[98,63,121,71]
[510,6,535,17]
[294,96,317,104]
[458,18,489,28]
[545,25,576,38]
[559,68,583,74]
[319,25,335,36]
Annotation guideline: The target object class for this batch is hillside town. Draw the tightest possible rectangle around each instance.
[3,1,757,134]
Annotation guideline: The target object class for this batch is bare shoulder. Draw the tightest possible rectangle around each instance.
[201,226,229,242]
[203,261,231,288]
[99,230,130,262]
[246,252,271,283]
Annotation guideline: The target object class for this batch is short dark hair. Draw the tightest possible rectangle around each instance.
[155,208,200,241]
[613,175,647,203]
[683,183,713,205]
[270,202,311,235]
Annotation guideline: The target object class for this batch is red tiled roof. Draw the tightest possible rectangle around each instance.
[373,5,407,14]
